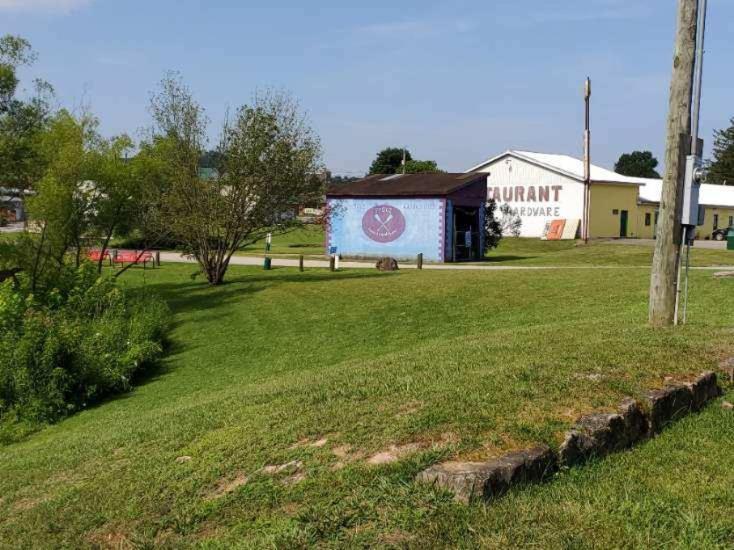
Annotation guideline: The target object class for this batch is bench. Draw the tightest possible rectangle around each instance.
[87,249,111,265]
[112,250,155,268]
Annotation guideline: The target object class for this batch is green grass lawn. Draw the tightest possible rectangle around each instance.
[483,238,734,268]
[238,225,325,257]
[1,263,733,547]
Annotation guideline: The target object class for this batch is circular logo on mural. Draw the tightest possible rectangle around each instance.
[362,204,406,243]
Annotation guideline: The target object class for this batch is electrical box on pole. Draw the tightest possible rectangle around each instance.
[681,155,705,231]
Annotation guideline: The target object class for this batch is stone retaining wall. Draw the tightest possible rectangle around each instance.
[417,371,723,504]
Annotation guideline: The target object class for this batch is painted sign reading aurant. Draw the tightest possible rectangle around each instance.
[327,198,444,261]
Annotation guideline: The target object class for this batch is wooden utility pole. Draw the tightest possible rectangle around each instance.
[649,0,699,327]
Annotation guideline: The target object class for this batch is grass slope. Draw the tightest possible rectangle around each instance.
[1,264,733,547]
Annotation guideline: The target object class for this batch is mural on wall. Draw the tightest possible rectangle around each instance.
[362,205,406,243]
[327,198,444,261]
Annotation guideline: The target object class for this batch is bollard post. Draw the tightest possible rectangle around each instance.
[329,255,335,272]
[417,253,423,270]
[155,250,161,267]
[299,254,304,272]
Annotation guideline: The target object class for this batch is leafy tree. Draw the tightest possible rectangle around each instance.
[25,110,97,290]
[483,201,522,255]
[0,35,54,193]
[403,159,441,174]
[483,200,503,253]
[143,74,324,285]
[199,149,222,169]
[499,203,522,237]
[0,35,36,111]
[707,117,734,185]
[330,175,359,185]
[614,151,660,178]
[368,147,411,175]
[86,135,143,272]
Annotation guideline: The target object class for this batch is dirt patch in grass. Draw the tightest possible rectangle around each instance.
[395,400,424,417]
[86,526,133,549]
[367,442,428,465]
[289,435,332,449]
[204,471,249,500]
[261,460,307,483]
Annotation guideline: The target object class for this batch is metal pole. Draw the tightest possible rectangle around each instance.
[583,77,591,243]
[690,0,707,156]
[676,0,707,325]
[683,237,691,323]
[673,226,687,325]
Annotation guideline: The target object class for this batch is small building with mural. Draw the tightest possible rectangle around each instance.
[326,172,487,262]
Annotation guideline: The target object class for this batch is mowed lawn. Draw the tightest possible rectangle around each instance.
[1,263,734,547]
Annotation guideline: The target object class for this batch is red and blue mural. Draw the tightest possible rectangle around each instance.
[326,198,446,261]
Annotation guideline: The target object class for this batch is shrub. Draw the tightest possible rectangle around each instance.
[0,264,169,442]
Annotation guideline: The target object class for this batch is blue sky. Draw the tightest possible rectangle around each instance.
[2,0,732,175]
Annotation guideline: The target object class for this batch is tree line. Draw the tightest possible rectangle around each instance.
[0,35,323,286]
[614,123,734,183]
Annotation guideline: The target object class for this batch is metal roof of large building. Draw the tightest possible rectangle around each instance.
[638,179,734,208]
[468,150,659,185]
[469,150,734,208]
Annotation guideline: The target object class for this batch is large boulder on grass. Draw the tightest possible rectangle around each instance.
[376,257,399,271]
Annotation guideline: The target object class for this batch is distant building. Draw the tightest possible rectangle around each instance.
[326,172,487,262]
[0,188,26,223]
[469,150,734,239]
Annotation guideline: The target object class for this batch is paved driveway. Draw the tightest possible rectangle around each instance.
[158,251,734,272]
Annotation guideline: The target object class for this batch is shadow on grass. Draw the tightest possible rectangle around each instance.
[130,268,395,316]
[484,255,537,263]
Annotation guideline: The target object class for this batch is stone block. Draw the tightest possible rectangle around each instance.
[417,445,557,503]
[375,257,399,271]
[686,371,722,411]
[646,385,693,433]
[559,400,649,466]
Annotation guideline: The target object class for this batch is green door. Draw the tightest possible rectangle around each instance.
[619,210,628,238]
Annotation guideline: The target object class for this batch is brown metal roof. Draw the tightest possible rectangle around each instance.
[326,172,487,197]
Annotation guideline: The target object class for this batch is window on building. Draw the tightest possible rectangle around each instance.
[713,214,719,230]
[612,209,619,215]
[729,216,733,227]
[645,213,651,226]
[654,211,659,226]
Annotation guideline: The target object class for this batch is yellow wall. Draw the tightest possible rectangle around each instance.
[631,204,734,240]
[589,184,641,238]
[636,204,658,239]
[698,207,734,239]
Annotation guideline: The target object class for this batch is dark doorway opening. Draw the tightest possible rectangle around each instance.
[453,207,481,261]
[619,210,629,238]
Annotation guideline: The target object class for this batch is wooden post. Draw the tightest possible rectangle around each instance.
[299,254,304,272]
[155,250,160,267]
[417,253,423,270]
[649,0,698,327]
[329,255,335,272]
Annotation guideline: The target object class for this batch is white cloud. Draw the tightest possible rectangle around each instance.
[0,0,93,14]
